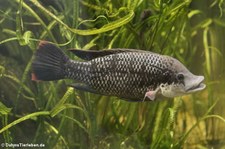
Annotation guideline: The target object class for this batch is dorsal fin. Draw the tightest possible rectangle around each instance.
[68,48,146,60]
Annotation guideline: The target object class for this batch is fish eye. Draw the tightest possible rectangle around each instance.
[177,73,184,81]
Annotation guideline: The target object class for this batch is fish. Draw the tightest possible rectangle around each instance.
[31,41,206,101]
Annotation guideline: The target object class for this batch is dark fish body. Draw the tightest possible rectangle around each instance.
[32,41,205,101]
[66,52,175,100]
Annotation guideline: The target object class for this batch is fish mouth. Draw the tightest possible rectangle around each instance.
[185,76,206,93]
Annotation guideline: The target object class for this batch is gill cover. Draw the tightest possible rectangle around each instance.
[159,57,206,98]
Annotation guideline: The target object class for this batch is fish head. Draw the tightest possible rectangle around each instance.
[159,57,206,98]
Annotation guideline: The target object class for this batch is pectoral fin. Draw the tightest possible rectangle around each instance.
[144,87,160,101]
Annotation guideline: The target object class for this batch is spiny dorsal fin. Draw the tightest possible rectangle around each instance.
[68,48,147,60]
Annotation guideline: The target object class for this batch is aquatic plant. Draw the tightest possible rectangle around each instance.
[0,0,225,148]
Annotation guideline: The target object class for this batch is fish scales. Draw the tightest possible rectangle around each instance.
[32,41,206,101]
[65,52,174,99]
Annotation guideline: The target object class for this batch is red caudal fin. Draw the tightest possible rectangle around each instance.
[31,41,69,81]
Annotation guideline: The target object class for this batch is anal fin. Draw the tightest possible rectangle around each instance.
[69,83,99,94]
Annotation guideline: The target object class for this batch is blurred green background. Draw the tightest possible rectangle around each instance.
[0,0,225,148]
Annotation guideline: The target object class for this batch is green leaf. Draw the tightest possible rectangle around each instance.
[23,31,33,44]
[30,0,134,35]
[0,102,12,116]
[50,87,74,117]
[214,18,225,27]
[0,65,5,78]
[188,10,202,18]
[15,0,57,42]
[0,111,50,134]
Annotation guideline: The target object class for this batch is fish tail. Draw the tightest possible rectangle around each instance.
[32,41,69,81]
